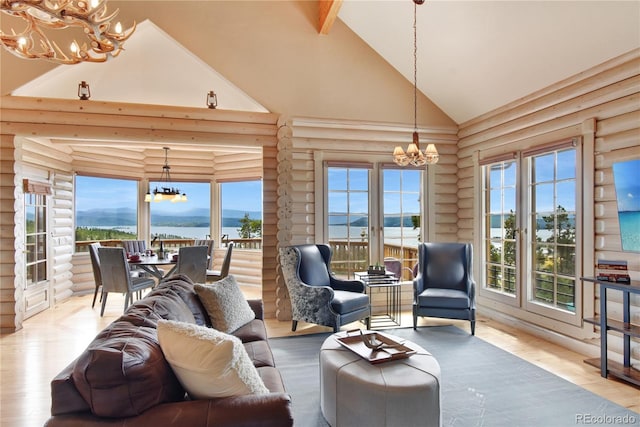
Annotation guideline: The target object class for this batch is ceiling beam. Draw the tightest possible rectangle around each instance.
[318,0,343,35]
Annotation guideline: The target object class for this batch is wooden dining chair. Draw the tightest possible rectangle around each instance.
[98,247,155,316]
[206,242,234,282]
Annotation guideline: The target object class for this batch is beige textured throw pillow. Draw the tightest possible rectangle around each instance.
[194,275,256,333]
[157,319,269,399]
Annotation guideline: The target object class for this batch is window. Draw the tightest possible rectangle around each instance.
[480,139,580,325]
[484,160,517,296]
[25,193,48,287]
[327,166,370,277]
[382,167,421,279]
[75,176,138,251]
[220,180,262,249]
[324,162,423,279]
[149,181,211,241]
[528,148,577,313]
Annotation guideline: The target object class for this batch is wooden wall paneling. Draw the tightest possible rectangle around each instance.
[458,53,640,138]
[458,49,640,366]
[275,118,293,321]
[50,171,74,303]
[0,136,18,332]
[261,143,278,318]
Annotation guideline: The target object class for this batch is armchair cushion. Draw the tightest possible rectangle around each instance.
[330,290,370,313]
[417,288,471,309]
[297,245,331,286]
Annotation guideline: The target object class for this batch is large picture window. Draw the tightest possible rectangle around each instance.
[220,180,262,249]
[480,139,581,326]
[149,181,211,241]
[75,175,138,251]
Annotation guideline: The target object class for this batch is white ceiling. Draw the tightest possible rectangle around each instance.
[11,20,268,113]
[9,1,640,125]
[338,0,640,123]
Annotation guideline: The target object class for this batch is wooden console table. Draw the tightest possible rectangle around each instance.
[581,277,640,387]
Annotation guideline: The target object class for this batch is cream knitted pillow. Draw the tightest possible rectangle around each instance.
[157,319,269,399]
[194,275,256,333]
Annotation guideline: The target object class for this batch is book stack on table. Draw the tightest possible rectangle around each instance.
[596,259,630,283]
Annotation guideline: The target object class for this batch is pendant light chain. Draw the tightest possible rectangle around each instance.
[414,0,418,133]
[392,0,439,166]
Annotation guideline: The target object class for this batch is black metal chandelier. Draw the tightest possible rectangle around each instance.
[145,147,187,203]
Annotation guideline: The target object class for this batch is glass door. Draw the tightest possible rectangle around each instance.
[24,192,50,318]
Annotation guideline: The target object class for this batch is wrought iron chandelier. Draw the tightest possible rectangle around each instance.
[0,0,135,64]
[145,147,188,203]
[393,0,439,167]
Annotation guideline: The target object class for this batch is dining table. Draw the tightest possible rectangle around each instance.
[128,254,177,280]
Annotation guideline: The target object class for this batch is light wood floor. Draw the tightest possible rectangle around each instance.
[1,289,638,427]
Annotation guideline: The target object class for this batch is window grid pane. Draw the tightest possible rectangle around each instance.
[529,148,577,312]
[328,167,369,278]
[483,161,517,296]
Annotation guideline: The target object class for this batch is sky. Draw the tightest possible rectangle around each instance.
[75,176,262,213]
[613,159,640,212]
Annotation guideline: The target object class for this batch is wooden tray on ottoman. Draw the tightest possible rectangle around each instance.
[335,330,416,364]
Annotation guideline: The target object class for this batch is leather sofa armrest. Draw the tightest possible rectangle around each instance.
[247,299,263,320]
[50,359,91,416]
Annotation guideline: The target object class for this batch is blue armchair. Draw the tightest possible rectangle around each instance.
[279,244,371,332]
[413,242,476,335]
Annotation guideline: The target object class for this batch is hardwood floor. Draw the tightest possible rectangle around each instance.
[1,289,638,427]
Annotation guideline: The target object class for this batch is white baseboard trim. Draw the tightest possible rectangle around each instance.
[479,309,600,359]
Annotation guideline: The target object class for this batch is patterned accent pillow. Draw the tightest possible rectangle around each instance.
[157,319,269,399]
[194,275,256,333]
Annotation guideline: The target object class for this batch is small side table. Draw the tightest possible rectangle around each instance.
[355,272,402,329]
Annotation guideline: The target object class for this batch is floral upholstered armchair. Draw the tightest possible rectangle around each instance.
[279,244,371,332]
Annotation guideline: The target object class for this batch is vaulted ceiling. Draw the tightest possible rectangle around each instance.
[3,1,639,126]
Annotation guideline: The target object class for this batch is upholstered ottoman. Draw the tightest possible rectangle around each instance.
[320,331,441,427]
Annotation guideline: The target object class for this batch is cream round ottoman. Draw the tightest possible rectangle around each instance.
[320,331,441,427]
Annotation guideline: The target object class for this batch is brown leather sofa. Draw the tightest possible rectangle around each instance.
[44,275,294,427]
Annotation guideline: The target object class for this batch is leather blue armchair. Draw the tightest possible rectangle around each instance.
[279,244,371,332]
[413,242,476,335]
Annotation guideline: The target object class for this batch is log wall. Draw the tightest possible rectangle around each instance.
[1,97,278,329]
[457,49,640,364]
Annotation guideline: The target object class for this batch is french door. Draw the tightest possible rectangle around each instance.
[325,162,422,279]
[24,192,51,318]
[480,139,582,325]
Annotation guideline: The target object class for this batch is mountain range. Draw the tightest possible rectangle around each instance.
[76,208,262,227]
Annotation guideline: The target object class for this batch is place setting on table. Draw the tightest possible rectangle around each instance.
[127,250,178,280]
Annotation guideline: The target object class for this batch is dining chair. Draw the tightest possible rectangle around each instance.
[88,242,103,308]
[98,247,155,316]
[206,242,234,282]
[122,240,147,254]
[194,239,215,270]
[173,245,208,283]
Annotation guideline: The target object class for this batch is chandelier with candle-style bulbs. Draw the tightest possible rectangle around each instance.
[145,147,188,203]
[0,0,135,64]
[393,0,439,167]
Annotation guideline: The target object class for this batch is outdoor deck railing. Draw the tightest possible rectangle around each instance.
[75,238,416,280]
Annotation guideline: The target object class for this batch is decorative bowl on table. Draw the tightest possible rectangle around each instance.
[129,254,141,262]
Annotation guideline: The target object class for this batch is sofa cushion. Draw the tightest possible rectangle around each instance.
[71,321,184,418]
[157,320,269,399]
[194,275,255,333]
[120,287,196,327]
[157,274,212,326]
